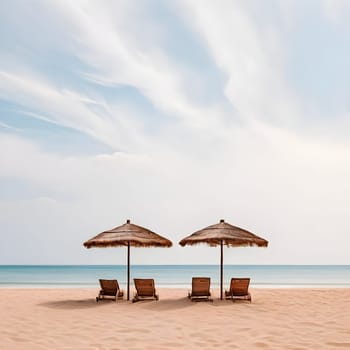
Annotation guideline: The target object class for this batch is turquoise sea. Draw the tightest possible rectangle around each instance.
[0,265,349,288]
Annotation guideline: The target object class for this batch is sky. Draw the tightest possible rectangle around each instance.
[1,0,350,265]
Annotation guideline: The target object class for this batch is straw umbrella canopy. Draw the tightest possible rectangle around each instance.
[179,219,268,300]
[84,219,172,300]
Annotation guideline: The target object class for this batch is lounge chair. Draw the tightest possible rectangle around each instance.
[225,278,252,302]
[132,278,159,303]
[96,279,124,302]
[188,277,212,301]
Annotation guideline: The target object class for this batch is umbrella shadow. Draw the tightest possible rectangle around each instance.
[38,298,113,310]
[38,297,248,310]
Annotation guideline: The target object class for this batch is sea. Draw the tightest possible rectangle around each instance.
[0,265,349,288]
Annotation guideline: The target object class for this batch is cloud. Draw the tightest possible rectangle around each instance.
[0,70,150,152]
[175,0,303,127]
[50,0,231,131]
[322,0,350,23]
[1,115,350,264]
[0,121,18,130]
[0,1,350,264]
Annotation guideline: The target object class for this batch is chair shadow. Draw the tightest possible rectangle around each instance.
[135,297,200,311]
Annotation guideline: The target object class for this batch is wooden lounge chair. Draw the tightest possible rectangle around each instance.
[188,277,212,302]
[225,278,252,302]
[132,278,159,303]
[96,279,124,302]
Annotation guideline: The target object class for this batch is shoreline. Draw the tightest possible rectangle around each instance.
[1,283,350,289]
[1,288,350,349]
[2,266,348,292]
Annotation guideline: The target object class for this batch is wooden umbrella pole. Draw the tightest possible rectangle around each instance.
[220,240,223,300]
[127,242,130,301]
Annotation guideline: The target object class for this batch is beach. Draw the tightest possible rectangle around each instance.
[1,288,349,350]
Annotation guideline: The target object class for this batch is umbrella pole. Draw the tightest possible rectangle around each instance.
[127,242,130,301]
[220,240,223,300]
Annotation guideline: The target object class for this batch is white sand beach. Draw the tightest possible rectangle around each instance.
[1,288,350,350]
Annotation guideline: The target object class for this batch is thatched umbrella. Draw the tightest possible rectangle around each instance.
[84,219,172,300]
[179,219,268,300]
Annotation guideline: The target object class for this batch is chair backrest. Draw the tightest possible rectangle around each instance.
[192,277,210,296]
[99,279,119,293]
[134,278,155,297]
[230,278,250,296]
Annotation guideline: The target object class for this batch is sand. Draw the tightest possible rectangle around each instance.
[1,288,349,350]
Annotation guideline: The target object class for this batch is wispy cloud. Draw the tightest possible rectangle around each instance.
[0,121,17,130]
[0,70,149,151]
[0,1,350,264]
[176,1,302,127]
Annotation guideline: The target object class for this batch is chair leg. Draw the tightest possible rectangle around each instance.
[96,292,102,302]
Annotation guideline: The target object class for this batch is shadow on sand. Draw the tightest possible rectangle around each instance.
[131,297,192,311]
[38,298,113,310]
[38,296,207,311]
[38,296,242,311]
